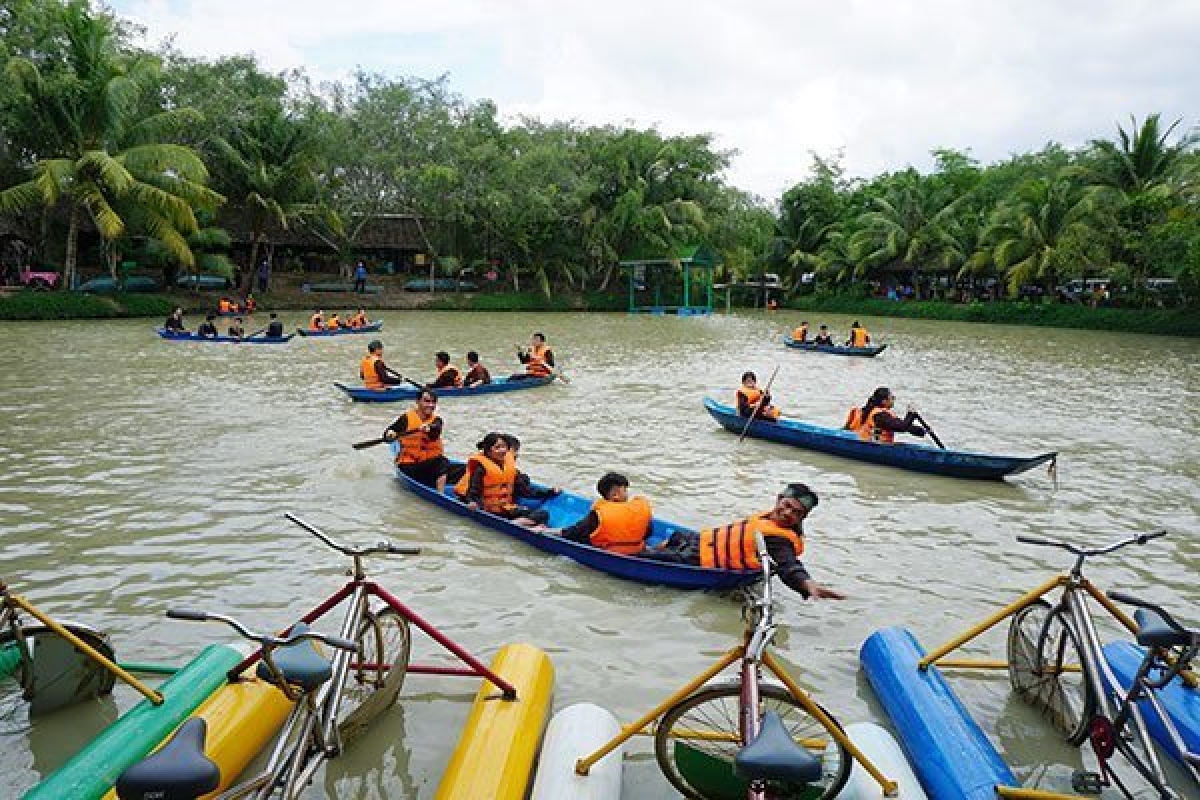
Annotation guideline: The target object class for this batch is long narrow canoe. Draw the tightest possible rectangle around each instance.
[704,397,1056,480]
[335,375,555,402]
[392,450,759,590]
[295,321,383,337]
[783,337,887,357]
[156,329,294,344]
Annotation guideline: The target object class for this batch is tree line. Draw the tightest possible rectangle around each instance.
[1,0,1196,303]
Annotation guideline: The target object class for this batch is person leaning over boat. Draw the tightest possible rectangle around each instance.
[197,314,219,338]
[428,351,464,389]
[463,351,492,387]
[384,389,449,491]
[847,321,871,347]
[265,313,284,338]
[360,340,405,390]
[551,472,653,554]
[309,309,325,331]
[851,387,927,444]
[511,332,554,380]
[164,307,187,332]
[454,432,560,527]
[227,316,246,339]
[737,371,782,422]
[646,484,845,600]
[790,321,809,342]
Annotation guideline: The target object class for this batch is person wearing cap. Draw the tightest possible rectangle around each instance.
[265,312,284,338]
[850,387,927,444]
[552,472,654,555]
[646,483,845,599]
[813,325,834,346]
[360,340,405,390]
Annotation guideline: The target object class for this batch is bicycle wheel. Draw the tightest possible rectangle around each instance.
[335,606,410,744]
[0,623,117,715]
[654,681,850,800]
[1007,599,1095,745]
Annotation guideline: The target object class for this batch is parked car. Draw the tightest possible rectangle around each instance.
[175,274,230,290]
[75,276,160,293]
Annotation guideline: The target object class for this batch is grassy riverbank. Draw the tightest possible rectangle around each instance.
[1,286,1196,336]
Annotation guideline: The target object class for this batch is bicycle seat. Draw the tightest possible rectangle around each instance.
[115,718,220,800]
[256,622,334,691]
[1135,608,1197,649]
[734,710,823,784]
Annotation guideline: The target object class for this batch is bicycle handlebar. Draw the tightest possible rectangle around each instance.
[284,512,422,557]
[1016,530,1167,558]
[166,608,359,652]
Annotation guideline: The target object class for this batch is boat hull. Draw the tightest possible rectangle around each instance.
[156,329,294,344]
[393,452,758,590]
[336,375,554,402]
[704,398,1056,480]
[295,321,383,337]
[783,337,887,357]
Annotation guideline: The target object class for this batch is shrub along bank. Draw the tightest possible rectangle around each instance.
[0,290,174,320]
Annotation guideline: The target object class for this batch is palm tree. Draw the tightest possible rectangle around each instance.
[0,1,219,288]
[848,173,958,284]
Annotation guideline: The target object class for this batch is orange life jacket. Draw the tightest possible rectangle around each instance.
[439,364,463,387]
[245,298,257,312]
[698,513,804,571]
[327,316,340,330]
[361,354,384,390]
[843,407,863,431]
[526,344,552,377]
[218,299,232,313]
[309,313,323,330]
[589,497,653,555]
[737,387,763,413]
[858,407,894,443]
[792,325,808,341]
[351,313,367,328]
[454,453,517,513]
[850,327,870,347]
[395,409,444,464]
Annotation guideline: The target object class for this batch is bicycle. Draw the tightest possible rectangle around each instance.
[1005,533,1197,798]
[115,512,518,799]
[575,532,896,800]
[1,580,163,716]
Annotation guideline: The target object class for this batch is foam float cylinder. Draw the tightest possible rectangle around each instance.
[1103,641,1200,768]
[435,642,554,800]
[100,671,294,800]
[860,627,1016,800]
[835,721,929,799]
[529,702,623,800]
[24,643,241,800]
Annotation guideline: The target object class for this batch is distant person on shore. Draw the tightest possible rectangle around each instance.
[384,389,448,490]
[512,332,555,380]
[227,316,245,339]
[849,387,928,444]
[265,312,284,338]
[791,321,809,342]
[847,321,871,347]
[813,325,834,346]
[353,261,368,293]
[464,351,492,387]
[164,307,187,332]
[360,340,406,390]
[428,351,464,389]
[197,314,219,338]
[736,371,781,421]
[552,472,653,555]
[256,260,270,293]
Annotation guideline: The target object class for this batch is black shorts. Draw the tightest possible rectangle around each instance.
[399,456,449,488]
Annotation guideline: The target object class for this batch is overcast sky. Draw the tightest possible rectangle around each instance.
[109,0,1199,200]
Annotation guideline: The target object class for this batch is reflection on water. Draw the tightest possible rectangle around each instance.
[0,312,1196,798]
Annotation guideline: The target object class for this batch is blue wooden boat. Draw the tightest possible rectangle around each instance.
[335,375,555,403]
[783,337,887,357]
[392,450,759,590]
[295,321,383,337]
[155,328,294,344]
[704,397,1056,480]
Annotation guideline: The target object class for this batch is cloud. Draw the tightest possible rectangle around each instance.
[113,0,1200,199]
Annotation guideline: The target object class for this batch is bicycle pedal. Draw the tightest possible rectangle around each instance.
[1070,770,1104,794]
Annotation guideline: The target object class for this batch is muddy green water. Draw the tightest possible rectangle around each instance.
[0,311,1196,799]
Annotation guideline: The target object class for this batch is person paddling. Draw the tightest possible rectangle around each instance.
[383,389,449,490]
[848,386,928,444]
[647,484,845,599]
[737,371,782,422]
[360,340,405,390]
[847,320,871,348]
[791,321,809,342]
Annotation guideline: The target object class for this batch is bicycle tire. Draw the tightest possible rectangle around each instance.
[653,681,851,800]
[335,606,410,745]
[1007,599,1095,745]
[0,623,117,715]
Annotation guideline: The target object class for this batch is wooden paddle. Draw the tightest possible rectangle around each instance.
[352,426,432,450]
[737,365,780,445]
[241,326,269,340]
[381,365,426,392]
[911,410,946,449]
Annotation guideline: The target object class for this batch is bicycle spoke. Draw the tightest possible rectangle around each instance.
[1008,600,1095,744]
[335,606,411,747]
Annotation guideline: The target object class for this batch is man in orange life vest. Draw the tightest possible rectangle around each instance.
[647,484,845,600]
[553,472,653,555]
[383,389,449,490]
[511,332,554,380]
[428,351,464,389]
[360,340,405,390]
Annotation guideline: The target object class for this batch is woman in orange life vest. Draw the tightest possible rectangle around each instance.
[846,320,871,347]
[309,310,325,331]
[849,386,928,444]
[737,371,782,422]
[360,340,405,391]
[511,332,554,380]
[790,321,809,342]
[646,484,844,600]
[553,472,653,555]
[383,389,449,490]
[455,432,560,527]
[428,351,464,389]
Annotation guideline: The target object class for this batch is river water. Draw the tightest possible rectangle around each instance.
[0,311,1196,799]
